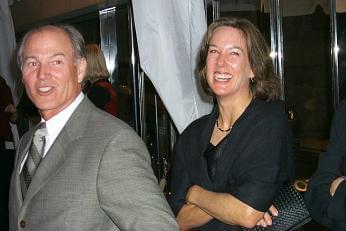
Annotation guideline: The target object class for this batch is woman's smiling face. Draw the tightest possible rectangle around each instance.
[206,26,254,99]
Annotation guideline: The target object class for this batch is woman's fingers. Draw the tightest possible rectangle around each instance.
[257,205,279,227]
[269,205,278,216]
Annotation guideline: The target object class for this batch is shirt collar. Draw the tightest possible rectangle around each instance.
[41,92,84,154]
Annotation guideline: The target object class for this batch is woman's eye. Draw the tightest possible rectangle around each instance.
[208,49,218,54]
[230,51,240,56]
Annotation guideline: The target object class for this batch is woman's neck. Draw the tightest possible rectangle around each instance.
[216,92,253,129]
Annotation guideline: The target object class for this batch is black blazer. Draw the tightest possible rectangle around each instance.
[169,98,294,230]
[304,99,346,230]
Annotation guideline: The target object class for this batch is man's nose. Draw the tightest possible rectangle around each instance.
[37,64,50,80]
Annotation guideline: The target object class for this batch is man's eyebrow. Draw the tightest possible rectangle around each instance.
[23,56,37,62]
[23,52,66,61]
[50,52,66,58]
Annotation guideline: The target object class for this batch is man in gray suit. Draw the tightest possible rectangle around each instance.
[9,24,178,231]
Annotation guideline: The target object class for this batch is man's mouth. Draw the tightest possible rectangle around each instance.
[38,86,53,93]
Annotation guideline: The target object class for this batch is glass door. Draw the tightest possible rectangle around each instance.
[281,1,333,180]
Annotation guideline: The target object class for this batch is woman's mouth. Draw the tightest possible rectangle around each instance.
[214,73,232,81]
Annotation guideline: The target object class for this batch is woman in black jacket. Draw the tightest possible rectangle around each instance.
[169,17,294,230]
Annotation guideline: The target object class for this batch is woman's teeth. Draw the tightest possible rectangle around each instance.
[215,73,232,81]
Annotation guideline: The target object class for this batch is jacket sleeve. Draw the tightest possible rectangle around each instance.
[228,112,290,212]
[304,100,346,229]
[168,136,192,216]
[97,127,178,230]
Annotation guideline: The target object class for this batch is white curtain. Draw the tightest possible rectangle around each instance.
[0,0,21,104]
[132,0,213,133]
[1,0,20,147]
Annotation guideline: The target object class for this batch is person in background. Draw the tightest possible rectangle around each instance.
[169,17,294,230]
[304,99,346,230]
[0,76,15,230]
[7,90,40,137]
[9,24,178,231]
[83,43,118,117]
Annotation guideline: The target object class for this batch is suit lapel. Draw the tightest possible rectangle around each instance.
[22,98,92,204]
[12,130,35,209]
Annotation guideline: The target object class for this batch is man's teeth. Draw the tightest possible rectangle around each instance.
[214,73,232,81]
[39,87,52,92]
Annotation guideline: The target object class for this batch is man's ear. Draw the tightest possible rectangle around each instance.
[77,58,87,84]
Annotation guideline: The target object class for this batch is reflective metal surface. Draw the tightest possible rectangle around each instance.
[269,0,285,101]
[330,0,339,107]
[128,4,141,134]
[99,7,118,84]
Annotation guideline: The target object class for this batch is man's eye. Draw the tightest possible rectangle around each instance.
[27,62,38,67]
[52,60,62,65]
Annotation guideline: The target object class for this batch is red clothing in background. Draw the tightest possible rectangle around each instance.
[87,79,119,117]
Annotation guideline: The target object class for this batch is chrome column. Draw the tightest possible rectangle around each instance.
[99,7,118,84]
[330,0,339,108]
[128,3,143,135]
[269,0,285,101]
[212,0,220,21]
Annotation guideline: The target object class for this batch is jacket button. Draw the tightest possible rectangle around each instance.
[20,220,26,228]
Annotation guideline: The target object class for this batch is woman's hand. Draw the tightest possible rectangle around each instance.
[256,205,278,227]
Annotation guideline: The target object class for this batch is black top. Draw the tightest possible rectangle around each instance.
[304,99,346,230]
[169,98,294,230]
[204,136,229,182]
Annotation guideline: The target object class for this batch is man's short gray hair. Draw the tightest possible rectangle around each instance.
[17,24,86,69]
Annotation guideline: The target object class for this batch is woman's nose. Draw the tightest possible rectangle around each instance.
[217,52,228,66]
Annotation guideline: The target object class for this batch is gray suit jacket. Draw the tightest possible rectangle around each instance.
[9,97,178,231]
